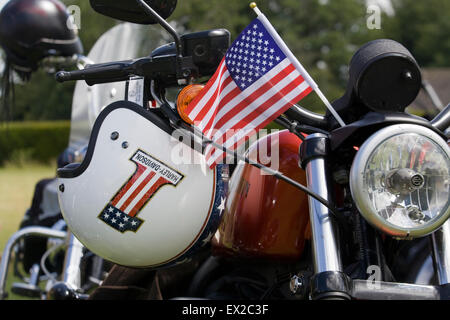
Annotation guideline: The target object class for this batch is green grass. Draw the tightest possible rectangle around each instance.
[0,164,57,253]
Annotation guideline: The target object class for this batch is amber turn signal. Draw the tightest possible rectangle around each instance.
[176,84,205,125]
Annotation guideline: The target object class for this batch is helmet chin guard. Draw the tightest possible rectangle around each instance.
[57,101,228,268]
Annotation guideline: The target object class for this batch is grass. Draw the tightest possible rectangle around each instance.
[0,164,57,253]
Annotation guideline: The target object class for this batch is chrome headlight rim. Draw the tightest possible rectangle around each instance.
[350,124,450,239]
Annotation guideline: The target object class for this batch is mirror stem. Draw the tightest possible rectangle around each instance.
[135,0,183,57]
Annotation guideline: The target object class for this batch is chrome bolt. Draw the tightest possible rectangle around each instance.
[290,275,304,295]
[122,142,129,149]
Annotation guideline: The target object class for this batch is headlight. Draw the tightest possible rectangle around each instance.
[350,124,450,239]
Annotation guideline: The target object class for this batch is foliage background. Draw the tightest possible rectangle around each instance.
[1,0,449,121]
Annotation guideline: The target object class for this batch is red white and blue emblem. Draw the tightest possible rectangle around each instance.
[99,150,184,233]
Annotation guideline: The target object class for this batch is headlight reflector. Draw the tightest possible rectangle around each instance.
[350,124,450,238]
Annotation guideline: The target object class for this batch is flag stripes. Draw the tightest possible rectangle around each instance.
[185,18,314,168]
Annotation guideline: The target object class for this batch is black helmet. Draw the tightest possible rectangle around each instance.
[0,0,83,73]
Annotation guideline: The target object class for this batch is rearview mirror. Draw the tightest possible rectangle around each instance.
[89,0,177,24]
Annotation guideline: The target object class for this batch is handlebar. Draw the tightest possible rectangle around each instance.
[55,55,197,86]
[56,60,133,85]
[431,103,450,132]
[284,104,329,130]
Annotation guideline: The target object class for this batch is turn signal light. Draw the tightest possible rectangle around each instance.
[176,84,205,125]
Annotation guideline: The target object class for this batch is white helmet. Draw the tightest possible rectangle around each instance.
[57,100,229,268]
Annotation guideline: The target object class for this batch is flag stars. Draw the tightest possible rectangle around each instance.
[225,21,287,91]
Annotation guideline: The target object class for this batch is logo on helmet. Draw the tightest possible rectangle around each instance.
[98,150,184,233]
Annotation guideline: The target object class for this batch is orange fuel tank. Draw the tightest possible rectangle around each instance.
[212,130,311,261]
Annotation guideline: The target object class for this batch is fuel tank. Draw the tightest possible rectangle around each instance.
[212,130,310,261]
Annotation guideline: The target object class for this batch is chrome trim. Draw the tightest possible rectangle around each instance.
[0,227,67,299]
[61,232,85,291]
[350,124,450,238]
[431,220,450,285]
[351,280,441,300]
[305,134,342,273]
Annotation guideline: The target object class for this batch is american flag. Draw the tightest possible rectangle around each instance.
[185,17,314,169]
[99,150,184,233]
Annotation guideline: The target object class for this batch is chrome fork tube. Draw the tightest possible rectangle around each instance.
[300,134,350,300]
[306,157,342,273]
[431,220,450,285]
[302,133,342,274]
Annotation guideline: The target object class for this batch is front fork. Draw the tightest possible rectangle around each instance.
[300,134,450,300]
[300,133,350,300]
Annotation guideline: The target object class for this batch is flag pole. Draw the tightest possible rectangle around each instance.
[249,2,346,128]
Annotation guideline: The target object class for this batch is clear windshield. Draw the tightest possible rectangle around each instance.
[69,22,170,150]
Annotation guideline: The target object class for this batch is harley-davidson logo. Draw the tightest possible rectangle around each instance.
[98,149,184,233]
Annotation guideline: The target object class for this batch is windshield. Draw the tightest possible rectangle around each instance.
[69,22,170,150]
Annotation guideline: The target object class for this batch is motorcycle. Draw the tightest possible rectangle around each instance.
[53,0,450,300]
[0,0,167,300]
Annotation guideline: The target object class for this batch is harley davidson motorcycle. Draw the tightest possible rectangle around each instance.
[20,0,450,300]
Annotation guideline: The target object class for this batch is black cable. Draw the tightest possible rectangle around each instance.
[174,121,339,217]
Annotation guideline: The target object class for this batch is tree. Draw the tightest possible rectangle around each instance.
[172,0,384,112]
[4,0,448,121]
[382,0,450,67]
